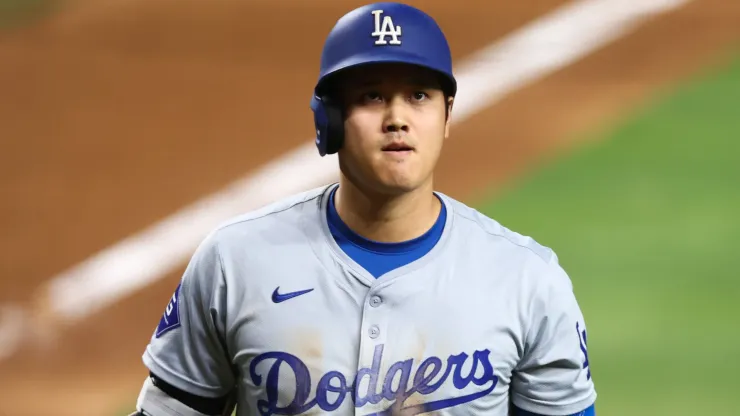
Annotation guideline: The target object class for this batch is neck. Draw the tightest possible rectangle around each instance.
[334,176,441,243]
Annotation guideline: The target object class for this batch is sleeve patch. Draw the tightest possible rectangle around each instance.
[156,283,182,338]
[577,322,591,380]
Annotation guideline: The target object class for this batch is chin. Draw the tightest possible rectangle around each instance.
[374,174,425,195]
[339,155,430,195]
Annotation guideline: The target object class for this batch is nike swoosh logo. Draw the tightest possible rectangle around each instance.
[271,287,314,303]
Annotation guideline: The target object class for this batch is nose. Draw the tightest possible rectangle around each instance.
[382,97,409,134]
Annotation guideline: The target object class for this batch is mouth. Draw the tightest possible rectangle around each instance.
[381,142,415,152]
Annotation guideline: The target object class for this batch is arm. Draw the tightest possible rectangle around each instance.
[511,254,597,415]
[132,372,235,416]
[132,233,237,416]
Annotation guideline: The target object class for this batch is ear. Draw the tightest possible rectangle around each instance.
[444,96,454,139]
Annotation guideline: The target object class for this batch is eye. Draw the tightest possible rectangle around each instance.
[411,91,429,102]
[361,91,383,103]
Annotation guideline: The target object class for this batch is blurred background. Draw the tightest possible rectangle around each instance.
[1,0,739,415]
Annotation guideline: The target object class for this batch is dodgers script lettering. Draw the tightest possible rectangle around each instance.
[249,344,499,415]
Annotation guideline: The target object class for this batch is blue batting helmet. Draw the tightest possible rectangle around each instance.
[310,2,456,156]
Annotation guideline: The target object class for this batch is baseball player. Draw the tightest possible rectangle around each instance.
[130,2,597,415]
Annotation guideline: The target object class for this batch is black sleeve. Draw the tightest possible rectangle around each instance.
[149,372,235,416]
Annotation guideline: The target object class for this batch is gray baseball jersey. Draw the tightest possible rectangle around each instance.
[142,183,596,415]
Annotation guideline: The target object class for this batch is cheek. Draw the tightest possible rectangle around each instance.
[340,117,379,173]
[419,116,447,153]
[343,114,384,161]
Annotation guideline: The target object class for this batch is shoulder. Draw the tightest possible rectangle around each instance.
[205,185,328,247]
[216,185,327,233]
[439,193,572,290]
[441,193,557,264]
[182,185,328,276]
[180,185,329,289]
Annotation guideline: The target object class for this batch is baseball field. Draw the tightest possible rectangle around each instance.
[1,0,739,415]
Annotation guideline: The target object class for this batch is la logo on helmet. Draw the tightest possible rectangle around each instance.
[371,10,402,45]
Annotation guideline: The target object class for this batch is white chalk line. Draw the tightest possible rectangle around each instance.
[0,0,691,360]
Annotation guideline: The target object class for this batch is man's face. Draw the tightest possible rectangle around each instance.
[335,63,453,195]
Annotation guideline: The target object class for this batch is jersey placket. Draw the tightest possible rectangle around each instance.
[354,286,392,414]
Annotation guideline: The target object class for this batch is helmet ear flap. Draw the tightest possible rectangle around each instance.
[311,95,345,156]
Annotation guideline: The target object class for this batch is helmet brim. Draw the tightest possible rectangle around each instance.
[314,51,457,98]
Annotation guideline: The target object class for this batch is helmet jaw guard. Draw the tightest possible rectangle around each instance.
[310,94,344,157]
[311,2,456,156]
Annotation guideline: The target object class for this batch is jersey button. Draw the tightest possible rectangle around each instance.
[369,325,380,339]
[370,296,382,307]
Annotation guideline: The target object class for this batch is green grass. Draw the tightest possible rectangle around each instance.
[475,54,740,414]
[0,0,56,30]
